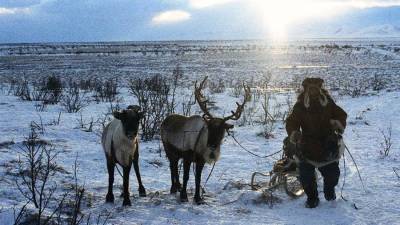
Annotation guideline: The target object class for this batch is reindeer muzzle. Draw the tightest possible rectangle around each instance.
[127,132,137,139]
[209,152,216,159]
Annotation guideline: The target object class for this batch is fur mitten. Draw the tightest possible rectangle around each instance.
[290,130,302,144]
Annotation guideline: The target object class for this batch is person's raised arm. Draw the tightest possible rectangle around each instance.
[330,103,347,134]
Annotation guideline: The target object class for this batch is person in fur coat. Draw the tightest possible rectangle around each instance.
[286,77,347,208]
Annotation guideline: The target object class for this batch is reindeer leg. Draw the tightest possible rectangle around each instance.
[133,146,146,197]
[122,164,132,206]
[180,158,191,202]
[169,159,180,194]
[194,160,205,204]
[165,143,181,194]
[106,156,115,203]
[175,161,182,191]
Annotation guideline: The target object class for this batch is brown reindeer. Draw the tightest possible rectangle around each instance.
[161,77,250,204]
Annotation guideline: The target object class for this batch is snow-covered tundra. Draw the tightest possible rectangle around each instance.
[0,40,399,225]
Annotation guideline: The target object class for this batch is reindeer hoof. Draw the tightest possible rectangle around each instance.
[122,198,132,206]
[139,187,147,197]
[170,185,179,194]
[194,197,205,205]
[106,193,114,203]
[180,193,188,202]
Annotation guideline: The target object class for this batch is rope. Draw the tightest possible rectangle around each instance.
[340,152,347,201]
[340,151,360,210]
[204,161,216,186]
[227,131,282,158]
[116,165,123,178]
[339,142,367,210]
[344,144,367,193]
[199,161,216,198]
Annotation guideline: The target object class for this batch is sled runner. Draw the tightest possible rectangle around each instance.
[250,157,305,198]
[250,137,304,198]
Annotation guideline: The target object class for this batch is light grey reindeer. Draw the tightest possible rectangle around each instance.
[102,105,146,206]
[161,77,250,204]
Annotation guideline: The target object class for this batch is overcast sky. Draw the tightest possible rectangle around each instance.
[1,0,400,43]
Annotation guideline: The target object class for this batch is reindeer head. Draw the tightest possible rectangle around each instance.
[195,77,250,160]
[113,105,143,139]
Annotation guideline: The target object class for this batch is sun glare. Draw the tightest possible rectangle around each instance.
[251,0,343,40]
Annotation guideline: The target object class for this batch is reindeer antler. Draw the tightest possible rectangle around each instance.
[223,83,251,121]
[194,76,213,119]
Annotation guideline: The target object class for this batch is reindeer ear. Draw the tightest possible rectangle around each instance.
[316,78,324,88]
[113,110,126,120]
[113,111,122,120]
[224,123,234,130]
[138,111,144,119]
[127,105,141,112]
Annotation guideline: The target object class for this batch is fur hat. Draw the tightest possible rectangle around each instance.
[302,78,324,88]
[300,78,328,108]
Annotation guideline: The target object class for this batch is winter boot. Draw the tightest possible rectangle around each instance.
[305,197,320,208]
[324,187,336,201]
[303,182,319,208]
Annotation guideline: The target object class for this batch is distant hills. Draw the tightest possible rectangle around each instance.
[290,6,400,38]
[339,24,400,37]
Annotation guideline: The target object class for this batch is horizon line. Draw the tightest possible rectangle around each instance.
[2,36,400,45]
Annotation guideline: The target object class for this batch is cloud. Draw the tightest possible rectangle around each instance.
[152,10,191,24]
[0,0,166,42]
[189,0,239,8]
[0,7,31,15]
[0,0,40,8]
[274,0,400,8]
[0,0,39,15]
[341,0,400,8]
[188,0,400,9]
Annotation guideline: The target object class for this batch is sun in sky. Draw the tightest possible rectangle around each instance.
[148,0,399,41]
[250,0,346,39]
[151,0,350,40]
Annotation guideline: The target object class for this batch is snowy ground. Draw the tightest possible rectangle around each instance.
[0,40,399,225]
[0,88,399,225]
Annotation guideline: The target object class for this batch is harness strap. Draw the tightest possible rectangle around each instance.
[228,130,282,158]
[296,156,340,168]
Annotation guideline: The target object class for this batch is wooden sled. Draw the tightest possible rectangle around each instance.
[250,157,304,198]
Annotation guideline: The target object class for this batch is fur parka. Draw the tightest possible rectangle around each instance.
[286,92,347,162]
